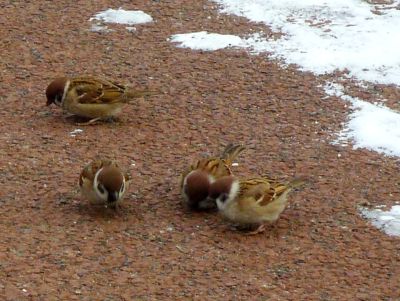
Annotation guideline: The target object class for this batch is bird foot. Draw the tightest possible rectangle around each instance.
[244,224,266,235]
[76,117,102,126]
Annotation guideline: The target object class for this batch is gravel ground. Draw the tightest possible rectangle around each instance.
[0,1,399,300]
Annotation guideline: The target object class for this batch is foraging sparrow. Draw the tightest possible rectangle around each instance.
[46,76,155,124]
[208,176,305,234]
[181,144,245,210]
[79,159,130,209]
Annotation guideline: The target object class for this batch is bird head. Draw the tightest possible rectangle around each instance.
[182,170,215,210]
[46,77,68,106]
[93,166,126,207]
[208,176,239,210]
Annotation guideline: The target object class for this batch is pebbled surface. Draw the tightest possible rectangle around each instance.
[0,0,399,300]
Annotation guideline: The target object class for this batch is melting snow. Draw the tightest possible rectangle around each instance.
[70,129,83,137]
[213,0,400,85]
[90,8,153,25]
[360,205,400,236]
[90,23,112,33]
[170,31,244,51]
[168,1,400,236]
[325,82,400,157]
[172,1,400,84]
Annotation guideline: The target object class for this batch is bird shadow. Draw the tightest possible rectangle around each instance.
[64,115,122,126]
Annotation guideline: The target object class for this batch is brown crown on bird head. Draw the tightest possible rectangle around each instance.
[184,170,212,210]
[46,77,68,106]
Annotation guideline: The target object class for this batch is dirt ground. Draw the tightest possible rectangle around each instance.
[1,1,399,300]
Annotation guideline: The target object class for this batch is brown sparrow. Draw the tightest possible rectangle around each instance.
[79,159,130,209]
[208,176,305,234]
[180,144,245,210]
[46,76,155,124]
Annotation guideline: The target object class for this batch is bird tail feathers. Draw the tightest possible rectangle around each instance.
[221,143,245,164]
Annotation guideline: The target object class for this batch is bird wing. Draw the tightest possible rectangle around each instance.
[195,157,232,179]
[237,177,289,207]
[180,157,231,189]
[124,170,132,183]
[79,159,114,186]
[240,178,270,198]
[79,161,97,187]
[181,144,245,187]
[257,181,290,206]
[70,77,127,105]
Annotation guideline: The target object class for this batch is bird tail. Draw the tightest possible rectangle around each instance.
[220,143,246,164]
[286,177,306,189]
[125,89,158,100]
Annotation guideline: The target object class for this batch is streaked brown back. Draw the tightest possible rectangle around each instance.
[79,159,115,186]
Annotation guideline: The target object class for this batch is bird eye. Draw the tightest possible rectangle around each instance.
[208,191,218,200]
[54,95,64,106]
[220,193,229,203]
[97,184,105,194]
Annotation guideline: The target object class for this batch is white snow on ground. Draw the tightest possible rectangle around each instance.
[125,26,137,32]
[90,23,112,33]
[70,129,83,137]
[170,31,271,52]
[170,31,244,51]
[360,205,400,236]
[170,3,400,158]
[90,8,153,25]
[325,82,400,157]
[213,0,400,85]
[169,1,400,235]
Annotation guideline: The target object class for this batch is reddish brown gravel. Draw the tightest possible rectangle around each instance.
[1,1,399,300]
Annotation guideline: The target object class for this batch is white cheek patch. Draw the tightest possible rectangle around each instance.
[93,168,102,188]
[182,172,189,188]
[182,170,194,198]
[93,168,108,201]
[60,80,70,106]
[208,174,215,184]
[228,180,240,203]
[120,178,126,195]
[216,198,225,210]
[217,180,240,210]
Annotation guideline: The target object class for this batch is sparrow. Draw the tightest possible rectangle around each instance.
[46,76,155,124]
[180,144,245,211]
[208,176,305,234]
[79,159,130,209]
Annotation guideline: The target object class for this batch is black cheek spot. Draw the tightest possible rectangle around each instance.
[220,193,229,203]
[97,185,105,194]
[208,192,218,200]
[55,95,62,105]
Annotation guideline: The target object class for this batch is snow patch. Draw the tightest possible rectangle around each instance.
[213,0,400,85]
[169,31,273,53]
[325,82,400,157]
[90,8,153,25]
[360,205,400,236]
[90,23,112,33]
[70,129,83,137]
[170,31,244,51]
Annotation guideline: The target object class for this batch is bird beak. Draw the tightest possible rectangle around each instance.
[205,196,213,203]
[205,196,216,207]
[108,192,119,204]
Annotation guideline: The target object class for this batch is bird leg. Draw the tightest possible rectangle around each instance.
[62,113,77,123]
[103,116,120,123]
[76,117,102,126]
[244,224,266,235]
